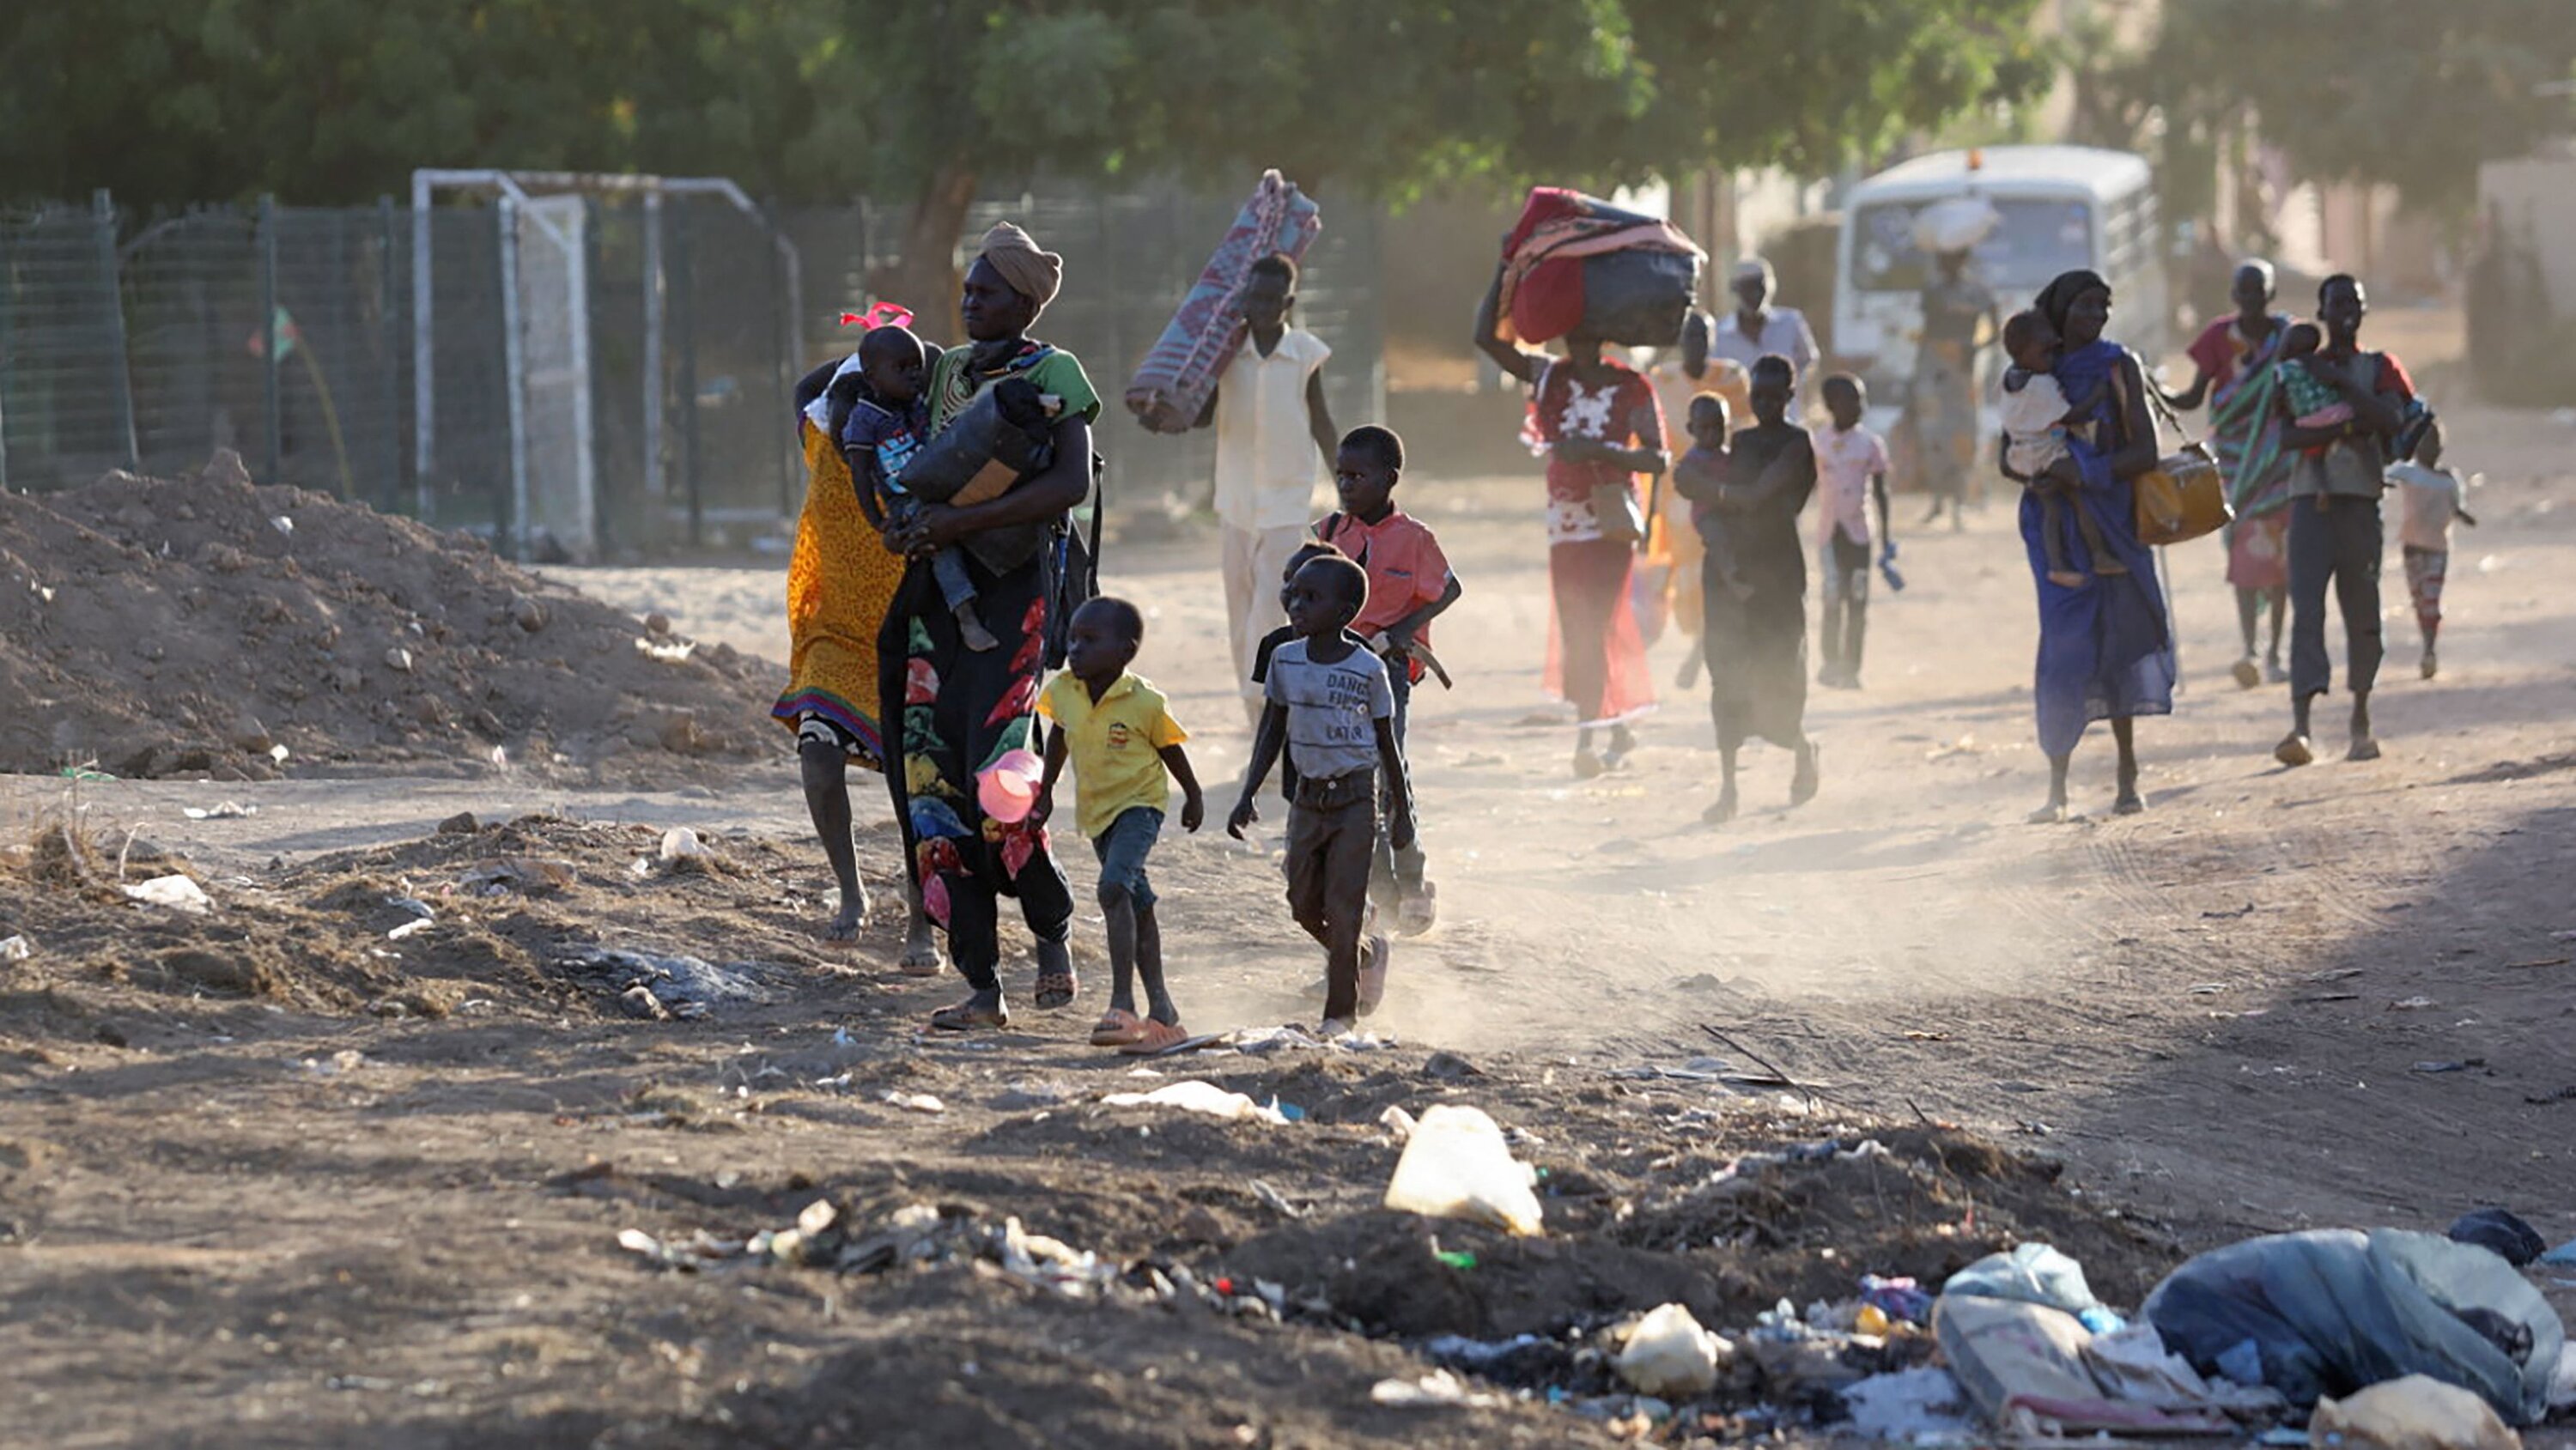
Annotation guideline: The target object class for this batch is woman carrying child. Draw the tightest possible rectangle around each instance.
[2165,261,2298,689]
[1999,270,2176,823]
[1474,264,1667,778]
[774,326,938,968]
[879,223,1098,1030]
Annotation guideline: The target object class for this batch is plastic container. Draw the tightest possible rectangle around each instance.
[976,749,1046,823]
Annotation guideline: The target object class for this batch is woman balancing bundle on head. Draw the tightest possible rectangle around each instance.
[879,221,1103,1032]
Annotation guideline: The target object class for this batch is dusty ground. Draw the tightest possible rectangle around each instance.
[3,402,2573,1447]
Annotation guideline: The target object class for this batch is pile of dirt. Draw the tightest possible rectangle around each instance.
[0,812,866,1037]
[0,457,782,780]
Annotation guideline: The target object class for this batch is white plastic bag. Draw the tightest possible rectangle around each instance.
[1381,1104,1542,1235]
[1100,1080,1288,1125]
[1617,1301,1733,1398]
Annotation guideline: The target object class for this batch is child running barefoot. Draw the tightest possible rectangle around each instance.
[1032,598,1206,1053]
[840,324,1000,653]
[1230,554,1416,1034]
[1999,310,2121,589]
[1314,426,1460,937]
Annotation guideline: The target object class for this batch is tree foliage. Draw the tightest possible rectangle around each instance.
[4,0,2050,209]
[2148,0,2576,214]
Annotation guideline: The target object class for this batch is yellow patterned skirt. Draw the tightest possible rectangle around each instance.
[771,421,906,767]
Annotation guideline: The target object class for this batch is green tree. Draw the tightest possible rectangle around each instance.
[2150,0,2576,215]
[4,0,2050,314]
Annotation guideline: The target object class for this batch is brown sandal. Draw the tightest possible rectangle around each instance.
[1034,968,1078,1010]
[1089,1009,1147,1047]
[1118,1019,1191,1056]
[928,1000,1009,1032]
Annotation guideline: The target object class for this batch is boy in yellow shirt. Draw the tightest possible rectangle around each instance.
[1033,597,1206,1053]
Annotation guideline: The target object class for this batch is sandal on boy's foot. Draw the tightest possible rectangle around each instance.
[2420,650,2439,681]
[1117,1019,1192,1056]
[1356,933,1391,1017]
[1601,726,1637,772]
[1033,968,1078,1010]
[1319,1017,1357,1040]
[1571,748,1606,780]
[1089,1008,1149,1048]
[930,1000,1009,1032]
[2231,656,2263,690]
[2273,733,2315,768]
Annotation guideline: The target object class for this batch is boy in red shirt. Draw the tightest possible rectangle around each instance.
[1313,426,1461,934]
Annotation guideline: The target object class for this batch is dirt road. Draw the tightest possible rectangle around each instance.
[3,403,2571,1446]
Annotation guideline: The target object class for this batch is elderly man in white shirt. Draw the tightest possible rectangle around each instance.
[1201,252,1339,725]
[1706,257,1820,422]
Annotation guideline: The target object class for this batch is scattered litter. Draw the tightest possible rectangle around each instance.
[0,935,29,962]
[635,635,696,664]
[559,946,776,1018]
[1939,1295,2233,1435]
[1248,1179,1303,1219]
[1616,1302,1733,1398]
[1382,1103,1544,1235]
[386,919,432,942]
[181,801,257,820]
[1099,1079,1290,1125]
[123,875,212,914]
[291,1049,368,1077]
[386,896,434,919]
[2539,1241,2576,1268]
[880,1091,945,1115]
[2530,1086,2576,1105]
[2309,1374,2521,1450]
[1861,1273,1935,1325]
[2412,1060,2482,1074]
[2391,997,2437,1011]
[1231,1024,1327,1054]
[461,858,576,895]
[1607,1055,1739,1083]
[1379,1105,1418,1140]
[1942,1243,2124,1335]
[2449,1209,2547,1267]
[1370,1368,1509,1410]
[2144,1229,2562,1424]
[2504,957,2569,970]
[1841,1366,1976,1441]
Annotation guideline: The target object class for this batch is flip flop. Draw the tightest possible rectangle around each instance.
[928,1001,1008,1032]
[897,940,945,978]
[1090,1009,1148,1047]
[1356,933,1391,1016]
[1117,1019,1194,1056]
[1034,968,1078,1010]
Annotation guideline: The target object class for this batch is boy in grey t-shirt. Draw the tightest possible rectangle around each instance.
[1229,554,1417,1034]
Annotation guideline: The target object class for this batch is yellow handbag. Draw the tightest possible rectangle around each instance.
[2117,359,2233,547]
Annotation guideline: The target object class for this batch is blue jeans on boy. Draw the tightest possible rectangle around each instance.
[1091,806,1162,913]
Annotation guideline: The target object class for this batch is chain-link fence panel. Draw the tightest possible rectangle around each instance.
[1,199,134,491]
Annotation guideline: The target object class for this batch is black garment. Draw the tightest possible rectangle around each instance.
[2287,493,2384,702]
[1701,422,1816,751]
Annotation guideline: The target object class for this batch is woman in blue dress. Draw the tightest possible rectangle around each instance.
[2003,270,2177,822]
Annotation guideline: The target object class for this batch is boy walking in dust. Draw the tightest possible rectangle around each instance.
[1229,554,1415,1035]
[1203,253,1339,727]
[1032,597,1206,1054]
[1311,426,1459,935]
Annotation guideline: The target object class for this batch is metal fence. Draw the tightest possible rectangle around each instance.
[2,177,1386,560]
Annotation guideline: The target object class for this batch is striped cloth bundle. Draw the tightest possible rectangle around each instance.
[1123,170,1322,434]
